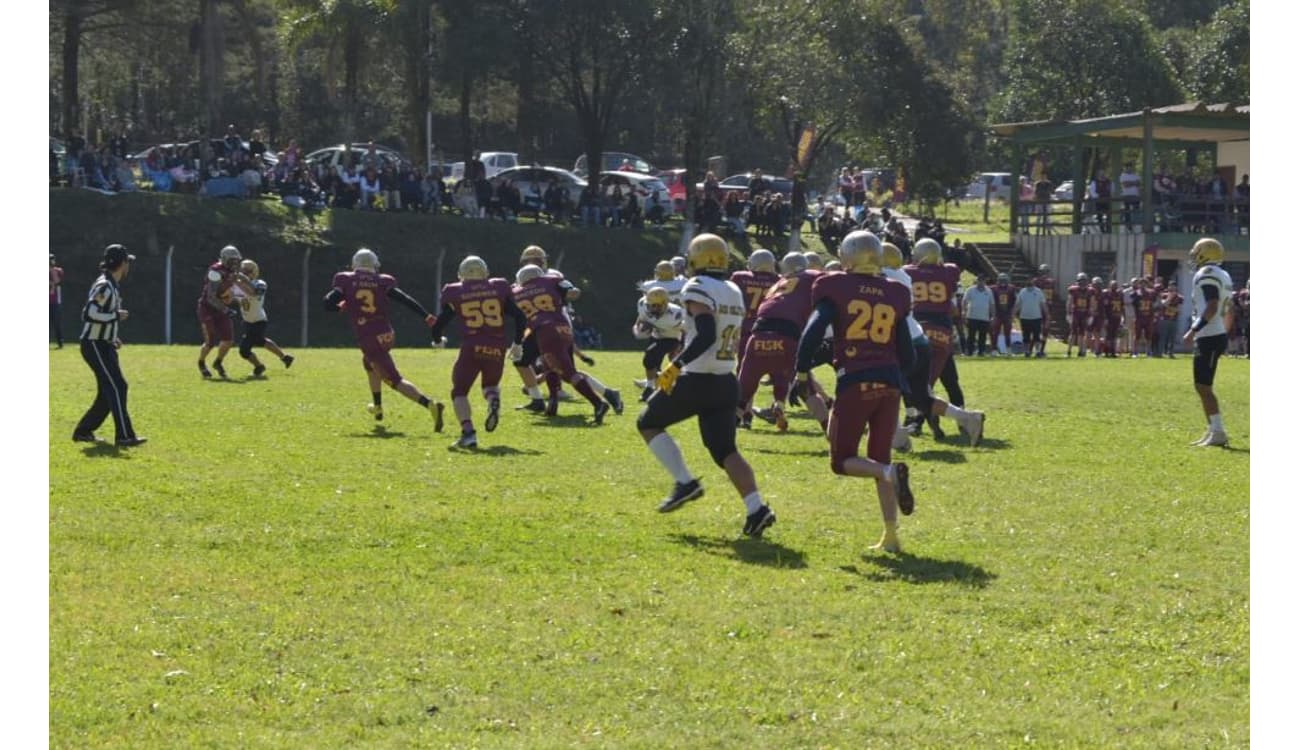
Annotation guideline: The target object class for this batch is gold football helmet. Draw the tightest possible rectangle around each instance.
[520,244,548,268]
[687,233,729,275]
[1189,237,1224,267]
[914,238,942,265]
[747,249,777,273]
[882,242,904,270]
[459,255,489,281]
[838,230,884,275]
[239,259,259,280]
[645,286,670,315]
[654,260,675,281]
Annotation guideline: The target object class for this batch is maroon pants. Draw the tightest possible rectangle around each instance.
[451,342,506,397]
[828,383,900,474]
[923,324,953,387]
[359,329,401,385]
[737,331,796,404]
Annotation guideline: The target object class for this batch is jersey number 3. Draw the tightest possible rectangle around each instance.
[355,289,378,314]
[846,301,897,344]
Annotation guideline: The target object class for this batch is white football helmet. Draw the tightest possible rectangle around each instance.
[747,249,777,273]
[352,248,380,272]
[219,244,242,269]
[516,263,545,286]
[779,252,808,276]
[458,255,489,281]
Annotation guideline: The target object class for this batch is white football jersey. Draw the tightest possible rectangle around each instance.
[637,277,685,305]
[1191,264,1233,339]
[231,279,269,323]
[679,275,746,375]
[884,267,926,340]
[635,298,685,340]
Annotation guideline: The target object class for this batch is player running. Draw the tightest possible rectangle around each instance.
[736,251,818,431]
[429,255,528,448]
[637,233,776,537]
[513,264,611,423]
[632,286,685,402]
[795,230,914,552]
[231,259,294,377]
[323,248,445,430]
[729,249,780,377]
[197,244,253,379]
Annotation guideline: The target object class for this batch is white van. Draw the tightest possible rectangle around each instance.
[967,172,1014,201]
[449,151,521,181]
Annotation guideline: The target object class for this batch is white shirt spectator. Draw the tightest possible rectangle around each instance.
[1014,285,1047,320]
[1119,168,1140,198]
[964,284,995,322]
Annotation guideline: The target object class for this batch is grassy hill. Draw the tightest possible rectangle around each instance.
[49,189,718,349]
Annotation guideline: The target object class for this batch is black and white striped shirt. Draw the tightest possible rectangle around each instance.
[81,273,121,342]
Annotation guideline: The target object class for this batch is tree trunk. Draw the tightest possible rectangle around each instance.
[199,0,225,139]
[458,68,473,167]
[61,9,82,138]
[401,3,431,166]
[343,24,362,143]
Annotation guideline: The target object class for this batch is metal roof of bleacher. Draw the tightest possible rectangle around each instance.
[990,102,1249,146]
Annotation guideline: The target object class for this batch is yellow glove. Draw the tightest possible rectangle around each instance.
[656,363,682,394]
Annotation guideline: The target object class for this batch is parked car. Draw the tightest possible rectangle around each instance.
[493,165,587,212]
[574,151,656,178]
[130,139,278,169]
[1052,180,1075,201]
[304,143,406,175]
[597,170,670,212]
[449,151,521,181]
[699,172,795,200]
[966,172,1014,201]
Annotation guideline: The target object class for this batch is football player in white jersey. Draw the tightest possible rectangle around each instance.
[637,260,686,305]
[633,286,685,402]
[1182,238,1234,447]
[636,233,776,537]
[231,259,294,377]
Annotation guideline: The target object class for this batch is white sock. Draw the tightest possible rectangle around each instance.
[742,491,764,514]
[1209,413,1224,432]
[906,407,921,419]
[648,433,693,484]
[583,372,607,397]
[944,403,971,422]
[527,385,543,400]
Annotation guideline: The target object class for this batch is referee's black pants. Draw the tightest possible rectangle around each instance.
[76,339,136,441]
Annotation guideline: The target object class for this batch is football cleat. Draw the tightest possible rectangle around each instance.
[743,505,777,538]
[774,407,788,433]
[658,479,704,513]
[484,397,501,432]
[640,386,654,403]
[545,397,559,417]
[519,398,547,413]
[893,463,914,516]
[367,404,384,421]
[199,363,212,379]
[72,432,102,444]
[430,401,445,432]
[115,436,148,447]
[252,364,267,378]
[869,532,902,554]
[927,414,946,440]
[605,389,624,415]
[754,407,777,425]
[455,430,478,449]
[213,361,228,379]
[1199,430,1229,447]
[282,354,295,368]
[594,401,611,425]
[738,412,753,430]
[966,411,986,448]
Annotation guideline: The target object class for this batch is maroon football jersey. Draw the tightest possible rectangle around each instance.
[1067,284,1089,315]
[1162,292,1183,320]
[1035,275,1057,306]
[992,283,1017,317]
[1135,288,1155,319]
[441,278,514,344]
[730,270,781,325]
[1101,289,1124,318]
[199,261,237,305]
[1087,287,1102,316]
[332,269,399,339]
[513,275,569,330]
[812,272,911,373]
[755,269,820,326]
[903,263,960,316]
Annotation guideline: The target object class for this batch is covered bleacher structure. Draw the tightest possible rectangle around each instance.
[989,103,1249,309]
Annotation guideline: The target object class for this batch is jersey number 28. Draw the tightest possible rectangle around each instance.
[845,301,897,344]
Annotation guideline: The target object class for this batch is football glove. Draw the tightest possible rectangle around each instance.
[656,363,681,395]
[425,314,437,328]
[508,343,523,362]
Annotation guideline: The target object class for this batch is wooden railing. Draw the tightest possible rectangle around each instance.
[1013,196,1249,236]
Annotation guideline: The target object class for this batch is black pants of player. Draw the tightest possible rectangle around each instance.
[642,338,679,373]
[938,354,964,408]
[75,339,137,442]
[1193,334,1228,386]
[637,372,739,467]
[966,319,990,355]
[240,321,269,359]
[50,303,63,347]
[901,341,934,415]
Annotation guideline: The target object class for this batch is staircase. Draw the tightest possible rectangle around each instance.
[970,241,1069,340]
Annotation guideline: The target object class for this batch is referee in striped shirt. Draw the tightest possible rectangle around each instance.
[73,244,146,447]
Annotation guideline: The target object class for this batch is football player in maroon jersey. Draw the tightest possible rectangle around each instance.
[990,272,1017,355]
[1033,264,1056,356]
[729,248,780,378]
[1066,272,1090,357]
[513,264,610,423]
[736,251,819,431]
[1100,279,1126,357]
[902,238,960,385]
[1155,281,1183,358]
[323,248,445,430]
[196,245,254,379]
[429,255,528,448]
[1132,277,1157,357]
[1086,276,1105,355]
[795,231,915,553]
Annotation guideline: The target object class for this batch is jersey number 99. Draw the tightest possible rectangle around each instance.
[912,281,948,304]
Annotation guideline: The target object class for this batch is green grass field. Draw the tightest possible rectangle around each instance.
[49,344,1249,747]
